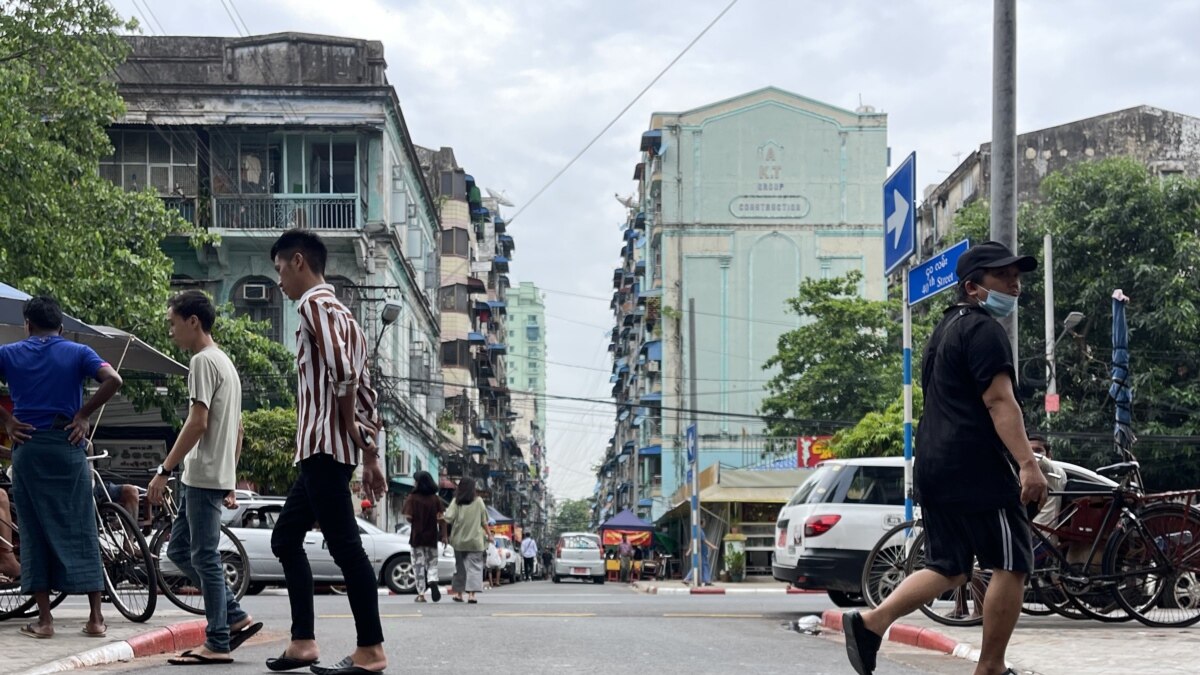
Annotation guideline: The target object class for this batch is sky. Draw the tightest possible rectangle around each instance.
[110,0,1200,500]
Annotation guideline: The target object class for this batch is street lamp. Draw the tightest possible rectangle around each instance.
[1045,311,1085,414]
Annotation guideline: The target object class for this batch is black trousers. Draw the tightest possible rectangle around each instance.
[271,454,383,646]
[523,556,535,579]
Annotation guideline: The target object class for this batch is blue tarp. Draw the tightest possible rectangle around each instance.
[640,392,662,403]
[638,498,653,507]
[468,445,486,454]
[638,444,662,456]
[467,332,486,343]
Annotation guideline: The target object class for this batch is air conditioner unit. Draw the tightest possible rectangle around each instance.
[242,283,270,302]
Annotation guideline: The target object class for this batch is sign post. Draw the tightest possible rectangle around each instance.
[686,424,699,588]
[885,153,917,521]
[902,238,970,521]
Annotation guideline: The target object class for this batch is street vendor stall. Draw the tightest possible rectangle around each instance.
[487,504,514,538]
[599,508,654,547]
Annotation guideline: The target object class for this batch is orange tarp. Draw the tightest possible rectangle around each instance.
[602,530,651,547]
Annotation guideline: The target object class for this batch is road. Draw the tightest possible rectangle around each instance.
[93,581,967,674]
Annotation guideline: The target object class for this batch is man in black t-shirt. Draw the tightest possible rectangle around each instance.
[843,241,1049,675]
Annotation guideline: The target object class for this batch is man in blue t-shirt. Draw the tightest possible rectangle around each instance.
[0,296,123,639]
[842,242,1049,675]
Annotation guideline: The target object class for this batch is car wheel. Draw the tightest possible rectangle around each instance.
[552,574,561,583]
[245,582,267,596]
[384,555,416,594]
[593,575,605,585]
[827,590,867,607]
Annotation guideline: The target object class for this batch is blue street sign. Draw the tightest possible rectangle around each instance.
[884,152,917,275]
[908,239,970,306]
[686,424,697,463]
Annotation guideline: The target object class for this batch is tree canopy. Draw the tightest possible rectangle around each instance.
[551,498,593,538]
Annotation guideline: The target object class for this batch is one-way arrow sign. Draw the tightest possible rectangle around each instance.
[884,152,916,275]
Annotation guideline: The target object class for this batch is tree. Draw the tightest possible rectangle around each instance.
[829,388,923,459]
[760,271,930,435]
[239,407,298,495]
[0,1,295,421]
[950,158,1200,489]
[550,498,593,538]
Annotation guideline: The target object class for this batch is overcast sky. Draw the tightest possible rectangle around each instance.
[112,0,1200,500]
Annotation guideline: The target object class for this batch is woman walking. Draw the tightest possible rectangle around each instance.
[442,478,489,604]
[401,471,444,603]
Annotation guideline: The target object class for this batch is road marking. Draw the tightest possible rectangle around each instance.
[661,613,765,619]
[319,614,422,619]
[490,612,596,618]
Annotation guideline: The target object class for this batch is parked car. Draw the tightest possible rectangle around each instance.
[493,534,521,583]
[772,456,1120,607]
[221,497,449,594]
[551,532,605,584]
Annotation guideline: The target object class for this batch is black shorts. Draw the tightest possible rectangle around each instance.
[922,504,1033,577]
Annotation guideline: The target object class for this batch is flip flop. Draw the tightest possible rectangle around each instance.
[452,595,463,602]
[228,621,262,651]
[168,650,234,666]
[265,653,320,672]
[81,624,108,638]
[430,583,441,602]
[19,622,52,639]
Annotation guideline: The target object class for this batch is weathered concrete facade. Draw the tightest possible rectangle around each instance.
[108,33,444,529]
[917,105,1200,253]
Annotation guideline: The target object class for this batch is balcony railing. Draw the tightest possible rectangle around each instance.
[213,194,358,230]
[162,197,196,225]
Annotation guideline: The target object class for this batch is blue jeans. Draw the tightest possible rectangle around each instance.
[166,485,248,653]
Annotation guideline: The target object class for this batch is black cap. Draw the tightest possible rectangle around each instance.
[956,241,1037,280]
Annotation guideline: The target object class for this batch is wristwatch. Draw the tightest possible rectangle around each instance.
[155,464,172,477]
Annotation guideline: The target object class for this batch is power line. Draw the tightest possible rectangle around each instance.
[505,0,741,226]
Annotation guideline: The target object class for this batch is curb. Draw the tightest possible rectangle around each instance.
[633,582,823,596]
[19,620,207,675]
[819,610,974,659]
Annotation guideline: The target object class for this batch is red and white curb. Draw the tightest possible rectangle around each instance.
[634,582,821,596]
[819,610,977,661]
[18,619,207,675]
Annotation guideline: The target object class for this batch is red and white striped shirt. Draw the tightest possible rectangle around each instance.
[293,283,380,466]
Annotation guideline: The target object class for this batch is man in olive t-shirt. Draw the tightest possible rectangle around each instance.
[149,291,260,664]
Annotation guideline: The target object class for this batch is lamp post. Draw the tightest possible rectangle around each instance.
[1045,310,1085,416]
[371,299,403,531]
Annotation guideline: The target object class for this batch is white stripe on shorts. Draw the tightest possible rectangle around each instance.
[998,509,1012,570]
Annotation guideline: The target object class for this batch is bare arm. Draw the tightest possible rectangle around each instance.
[78,365,123,420]
[162,402,209,473]
[982,372,1048,505]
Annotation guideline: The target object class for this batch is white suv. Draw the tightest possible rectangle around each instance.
[772,458,906,606]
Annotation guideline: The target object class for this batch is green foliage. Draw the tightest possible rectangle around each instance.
[551,498,593,537]
[239,407,298,495]
[0,1,294,422]
[829,388,923,459]
[761,271,931,435]
[725,549,745,576]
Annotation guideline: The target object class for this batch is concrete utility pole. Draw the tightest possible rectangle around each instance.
[991,0,1019,360]
[688,298,700,588]
[461,388,469,455]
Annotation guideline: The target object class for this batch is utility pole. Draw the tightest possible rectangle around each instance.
[688,298,700,588]
[460,387,469,457]
[1044,234,1056,421]
[991,0,1019,360]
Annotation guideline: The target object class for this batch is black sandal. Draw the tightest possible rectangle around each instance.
[228,621,262,651]
[265,653,320,671]
[168,650,234,666]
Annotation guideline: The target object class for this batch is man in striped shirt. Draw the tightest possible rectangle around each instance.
[267,229,387,675]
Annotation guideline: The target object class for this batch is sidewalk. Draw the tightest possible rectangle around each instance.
[822,609,1200,675]
[633,575,821,595]
[1,608,207,674]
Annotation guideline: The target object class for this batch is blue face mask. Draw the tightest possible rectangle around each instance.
[980,287,1018,318]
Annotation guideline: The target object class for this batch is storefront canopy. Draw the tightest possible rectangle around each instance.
[599,508,654,532]
[487,505,513,525]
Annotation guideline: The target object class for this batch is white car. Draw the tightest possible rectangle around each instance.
[552,532,605,584]
[493,534,521,583]
[222,498,454,594]
[772,456,1120,607]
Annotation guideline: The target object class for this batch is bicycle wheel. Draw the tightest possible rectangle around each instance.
[1106,505,1200,627]
[97,502,157,622]
[0,578,36,621]
[905,530,988,627]
[14,590,67,619]
[152,522,250,615]
[862,520,921,609]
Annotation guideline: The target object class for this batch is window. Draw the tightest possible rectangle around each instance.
[841,466,903,506]
[527,347,537,357]
[529,361,539,372]
[440,340,472,367]
[526,315,538,326]
[438,170,466,200]
[208,132,358,196]
[100,130,198,195]
[527,378,536,389]
[231,276,283,343]
[526,325,540,342]
[437,285,470,313]
[785,465,842,507]
[309,137,357,193]
[440,228,469,256]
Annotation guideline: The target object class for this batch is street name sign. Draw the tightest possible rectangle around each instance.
[907,239,970,306]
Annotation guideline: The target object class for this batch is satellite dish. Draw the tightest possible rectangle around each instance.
[486,188,515,207]
[614,193,637,209]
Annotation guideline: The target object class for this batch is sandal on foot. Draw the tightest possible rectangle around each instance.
[265,653,319,671]
[843,611,882,675]
[430,583,441,602]
[310,656,384,675]
[19,623,52,639]
[228,621,262,651]
[168,650,234,666]
[81,624,108,638]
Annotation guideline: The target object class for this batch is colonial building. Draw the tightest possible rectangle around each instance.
[107,33,444,528]
[597,87,888,531]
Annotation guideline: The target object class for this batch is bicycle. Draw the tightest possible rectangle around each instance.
[147,475,250,615]
[90,450,157,623]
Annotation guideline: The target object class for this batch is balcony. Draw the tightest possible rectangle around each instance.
[162,197,197,225]
[213,195,358,230]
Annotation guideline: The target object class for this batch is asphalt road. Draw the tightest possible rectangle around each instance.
[96,581,966,674]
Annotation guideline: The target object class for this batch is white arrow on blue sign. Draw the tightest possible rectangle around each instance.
[907,239,971,306]
[686,424,697,463]
[884,152,917,275]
